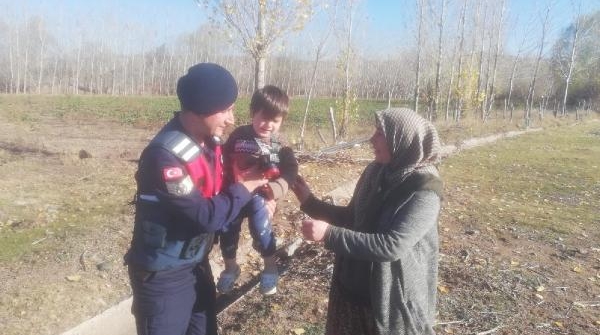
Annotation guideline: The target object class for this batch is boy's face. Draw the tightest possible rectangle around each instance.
[252,110,283,140]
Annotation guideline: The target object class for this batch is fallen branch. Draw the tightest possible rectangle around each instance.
[476,325,503,335]
[573,301,600,307]
[479,311,509,316]
[565,303,574,317]
[436,320,467,326]
[31,237,47,245]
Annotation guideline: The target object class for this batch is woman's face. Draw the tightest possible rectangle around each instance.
[370,126,392,164]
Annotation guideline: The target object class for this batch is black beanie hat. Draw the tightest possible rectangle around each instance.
[176,63,238,115]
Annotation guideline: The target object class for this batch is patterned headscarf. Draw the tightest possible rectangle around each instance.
[375,108,441,185]
[352,108,441,230]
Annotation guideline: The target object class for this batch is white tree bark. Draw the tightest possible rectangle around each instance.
[433,0,447,119]
[413,0,426,114]
[37,19,46,94]
[561,0,587,118]
[75,33,82,95]
[525,4,551,127]
[300,2,337,150]
[484,0,505,121]
[454,0,468,122]
[338,0,356,139]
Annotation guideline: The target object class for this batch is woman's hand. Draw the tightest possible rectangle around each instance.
[291,175,312,204]
[301,219,329,242]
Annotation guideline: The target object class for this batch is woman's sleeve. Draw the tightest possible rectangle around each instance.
[301,195,354,228]
[323,191,441,262]
[267,146,298,200]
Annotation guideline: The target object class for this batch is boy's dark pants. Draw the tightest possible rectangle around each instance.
[219,194,277,259]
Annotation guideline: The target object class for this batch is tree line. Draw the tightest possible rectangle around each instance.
[0,0,598,123]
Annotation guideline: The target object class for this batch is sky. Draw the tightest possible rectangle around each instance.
[2,0,600,56]
[362,0,600,55]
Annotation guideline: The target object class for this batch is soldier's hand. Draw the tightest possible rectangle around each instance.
[234,164,267,193]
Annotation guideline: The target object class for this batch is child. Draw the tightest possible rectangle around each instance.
[217,85,298,295]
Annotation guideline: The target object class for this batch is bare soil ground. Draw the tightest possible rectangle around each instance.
[0,107,365,335]
[0,106,599,335]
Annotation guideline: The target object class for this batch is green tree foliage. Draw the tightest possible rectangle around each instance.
[453,68,484,118]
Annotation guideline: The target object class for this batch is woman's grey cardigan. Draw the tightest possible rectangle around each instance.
[301,186,440,335]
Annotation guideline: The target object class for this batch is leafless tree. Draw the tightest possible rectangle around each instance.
[74,33,82,94]
[454,0,468,122]
[505,28,527,120]
[413,0,427,114]
[335,0,359,139]
[556,0,595,119]
[524,3,552,128]
[299,2,338,150]
[35,18,46,94]
[444,43,458,121]
[432,0,448,119]
[483,0,506,121]
[201,0,314,90]
[474,0,487,114]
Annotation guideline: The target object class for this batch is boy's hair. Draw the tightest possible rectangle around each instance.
[250,85,289,119]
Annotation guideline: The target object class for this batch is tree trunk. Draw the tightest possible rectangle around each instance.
[413,0,426,114]
[300,2,336,150]
[454,0,468,122]
[525,4,551,128]
[23,20,29,94]
[15,25,21,94]
[51,57,58,94]
[506,51,520,119]
[9,26,15,93]
[485,0,506,121]
[339,1,355,139]
[475,0,488,118]
[75,34,82,95]
[433,0,447,119]
[562,15,580,117]
[255,56,266,91]
[37,20,45,94]
[445,44,458,122]
[254,0,267,90]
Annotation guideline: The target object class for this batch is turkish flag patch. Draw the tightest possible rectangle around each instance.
[162,167,184,181]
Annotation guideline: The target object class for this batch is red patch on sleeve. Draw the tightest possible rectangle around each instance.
[162,167,184,181]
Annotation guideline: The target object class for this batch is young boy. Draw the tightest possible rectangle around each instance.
[217,85,298,295]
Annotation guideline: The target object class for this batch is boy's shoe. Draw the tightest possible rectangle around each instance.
[217,265,241,294]
[259,271,279,295]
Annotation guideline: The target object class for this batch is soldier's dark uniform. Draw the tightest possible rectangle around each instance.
[125,63,247,335]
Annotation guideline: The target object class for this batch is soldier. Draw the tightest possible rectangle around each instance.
[125,63,270,335]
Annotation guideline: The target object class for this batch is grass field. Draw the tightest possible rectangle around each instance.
[0,94,595,262]
[435,120,600,334]
[442,121,600,235]
[0,93,579,146]
[0,94,598,335]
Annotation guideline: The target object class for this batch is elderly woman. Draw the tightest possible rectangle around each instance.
[292,108,443,335]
